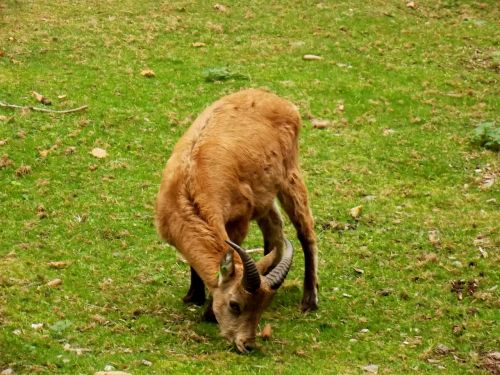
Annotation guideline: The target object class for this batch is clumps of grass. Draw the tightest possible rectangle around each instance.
[472,122,499,151]
[202,67,249,82]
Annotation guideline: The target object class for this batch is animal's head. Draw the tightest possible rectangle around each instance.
[212,240,293,352]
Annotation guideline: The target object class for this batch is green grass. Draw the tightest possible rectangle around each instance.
[1,0,499,373]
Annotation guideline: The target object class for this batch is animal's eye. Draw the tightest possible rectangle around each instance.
[229,300,241,315]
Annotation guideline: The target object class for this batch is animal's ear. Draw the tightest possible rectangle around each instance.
[219,249,235,285]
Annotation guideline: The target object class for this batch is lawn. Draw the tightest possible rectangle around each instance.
[0,0,499,374]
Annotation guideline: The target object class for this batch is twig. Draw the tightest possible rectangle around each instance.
[0,101,88,114]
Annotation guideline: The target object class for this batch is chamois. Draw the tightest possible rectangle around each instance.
[155,89,318,352]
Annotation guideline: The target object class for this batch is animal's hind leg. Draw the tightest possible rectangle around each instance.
[183,267,206,306]
[256,203,285,274]
[278,170,319,312]
[257,202,285,256]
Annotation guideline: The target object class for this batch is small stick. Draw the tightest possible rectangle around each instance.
[0,101,88,114]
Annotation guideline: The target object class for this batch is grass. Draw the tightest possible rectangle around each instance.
[0,0,499,373]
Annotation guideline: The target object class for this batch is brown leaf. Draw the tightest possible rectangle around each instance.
[192,42,206,48]
[303,54,323,61]
[350,205,363,219]
[311,118,331,129]
[91,147,107,159]
[15,165,32,176]
[47,278,62,287]
[0,139,7,146]
[36,204,47,219]
[354,267,365,275]
[428,230,440,247]
[0,154,13,168]
[48,261,70,269]
[32,91,52,105]
[140,69,155,78]
[261,323,272,340]
[213,3,227,12]
[406,1,417,9]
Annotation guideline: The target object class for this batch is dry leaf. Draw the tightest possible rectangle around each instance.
[406,1,416,9]
[303,54,323,61]
[15,165,32,176]
[57,94,67,100]
[0,140,7,146]
[311,118,331,129]
[32,91,52,105]
[213,3,227,12]
[350,205,363,219]
[95,372,132,375]
[428,230,440,246]
[362,364,379,374]
[0,154,13,168]
[0,116,8,122]
[261,323,272,340]
[91,147,107,159]
[140,69,155,78]
[47,278,62,287]
[36,204,47,219]
[39,149,50,158]
[354,267,364,275]
[48,261,70,269]
[192,42,206,47]
[65,146,76,155]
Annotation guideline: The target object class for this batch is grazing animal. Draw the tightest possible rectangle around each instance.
[155,88,318,352]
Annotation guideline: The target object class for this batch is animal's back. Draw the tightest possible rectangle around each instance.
[156,89,301,245]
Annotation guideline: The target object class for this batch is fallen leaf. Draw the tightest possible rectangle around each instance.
[406,1,416,9]
[15,165,32,176]
[428,230,440,247]
[434,343,454,355]
[481,351,500,375]
[141,360,152,367]
[383,128,395,136]
[0,139,7,146]
[362,364,379,374]
[65,146,76,155]
[303,54,323,61]
[94,372,132,375]
[31,323,44,330]
[47,278,62,287]
[57,94,67,100]
[192,42,206,47]
[39,149,50,158]
[350,205,363,219]
[213,3,227,12]
[36,204,47,219]
[353,267,364,275]
[0,154,13,168]
[32,91,52,105]
[311,118,331,129]
[91,147,107,159]
[261,323,272,340]
[48,261,70,269]
[140,69,155,78]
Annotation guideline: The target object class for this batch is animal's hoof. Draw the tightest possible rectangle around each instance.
[301,293,318,312]
[202,305,217,322]
[182,292,205,306]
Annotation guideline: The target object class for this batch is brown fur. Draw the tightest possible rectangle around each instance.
[155,89,318,351]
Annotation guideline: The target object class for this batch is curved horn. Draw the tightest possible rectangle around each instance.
[265,239,294,290]
[225,240,261,293]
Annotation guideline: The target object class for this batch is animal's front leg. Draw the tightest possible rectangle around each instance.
[183,267,206,306]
